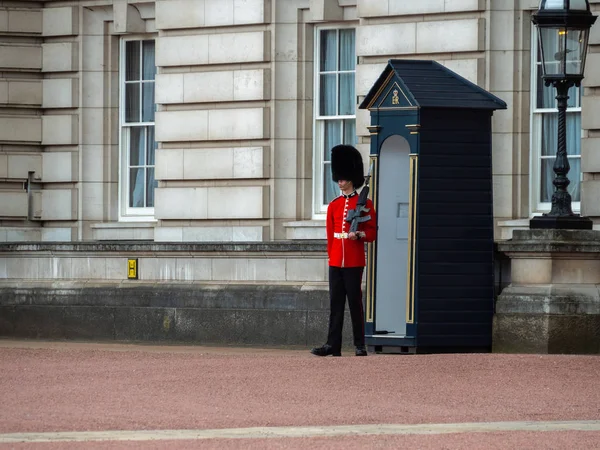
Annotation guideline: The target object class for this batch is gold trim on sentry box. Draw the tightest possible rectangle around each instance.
[365,71,395,110]
[367,125,381,135]
[405,124,421,135]
[377,82,415,109]
[366,156,378,323]
[405,154,418,324]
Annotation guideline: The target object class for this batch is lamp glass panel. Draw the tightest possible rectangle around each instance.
[577,28,590,74]
[542,0,565,10]
[565,28,585,75]
[569,0,589,10]
[580,29,591,74]
[539,27,565,76]
[540,0,588,10]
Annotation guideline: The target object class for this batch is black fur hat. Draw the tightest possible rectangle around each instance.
[331,145,364,189]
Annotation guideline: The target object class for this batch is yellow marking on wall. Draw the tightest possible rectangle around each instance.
[127,259,138,280]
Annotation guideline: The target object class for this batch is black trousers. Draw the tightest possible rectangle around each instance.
[326,266,365,352]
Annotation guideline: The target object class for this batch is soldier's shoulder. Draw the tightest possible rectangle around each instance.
[329,195,344,205]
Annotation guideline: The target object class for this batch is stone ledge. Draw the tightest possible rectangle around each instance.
[0,241,327,254]
[283,220,326,240]
[91,223,155,241]
[499,229,600,253]
[497,218,529,241]
[496,285,600,314]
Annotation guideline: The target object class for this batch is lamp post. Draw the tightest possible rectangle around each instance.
[530,0,597,230]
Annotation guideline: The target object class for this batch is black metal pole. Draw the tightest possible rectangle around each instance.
[529,79,593,229]
[548,80,573,217]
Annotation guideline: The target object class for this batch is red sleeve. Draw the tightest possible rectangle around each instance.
[326,202,334,256]
[362,198,377,243]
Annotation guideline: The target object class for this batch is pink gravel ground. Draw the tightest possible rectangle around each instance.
[0,340,599,449]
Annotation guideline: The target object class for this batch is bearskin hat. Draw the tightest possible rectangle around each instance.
[331,144,364,189]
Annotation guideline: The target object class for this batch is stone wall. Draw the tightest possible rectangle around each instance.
[0,241,346,346]
[0,282,332,346]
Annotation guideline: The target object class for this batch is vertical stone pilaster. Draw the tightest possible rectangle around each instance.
[487,2,533,239]
[0,2,43,241]
[581,4,600,225]
[40,5,81,241]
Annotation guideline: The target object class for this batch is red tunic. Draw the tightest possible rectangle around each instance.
[326,191,377,268]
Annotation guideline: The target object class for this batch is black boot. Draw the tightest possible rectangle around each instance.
[355,345,367,356]
[310,344,341,357]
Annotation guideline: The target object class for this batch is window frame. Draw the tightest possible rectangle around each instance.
[118,35,157,222]
[312,25,357,218]
[530,28,582,215]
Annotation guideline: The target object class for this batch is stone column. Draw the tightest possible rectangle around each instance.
[494,229,600,354]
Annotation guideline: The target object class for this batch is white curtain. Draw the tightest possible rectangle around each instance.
[130,168,145,207]
[146,126,157,207]
[125,41,140,123]
[323,119,358,203]
[142,41,155,80]
[339,30,355,116]
[125,41,140,81]
[147,167,155,208]
[142,41,155,122]
[319,30,336,116]
[129,127,146,207]
[324,121,341,202]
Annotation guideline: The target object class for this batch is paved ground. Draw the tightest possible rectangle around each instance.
[0,340,599,449]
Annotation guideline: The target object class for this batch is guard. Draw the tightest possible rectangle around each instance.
[311,145,377,357]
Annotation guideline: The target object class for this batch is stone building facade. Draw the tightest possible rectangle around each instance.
[1,0,600,244]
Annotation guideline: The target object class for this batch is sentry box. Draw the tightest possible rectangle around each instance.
[359,60,507,353]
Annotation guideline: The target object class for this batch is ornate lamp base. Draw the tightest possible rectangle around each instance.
[529,215,593,230]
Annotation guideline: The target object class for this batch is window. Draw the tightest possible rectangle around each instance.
[531,30,581,213]
[120,38,157,219]
[314,28,356,215]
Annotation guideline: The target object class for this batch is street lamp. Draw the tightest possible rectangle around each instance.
[530,0,597,229]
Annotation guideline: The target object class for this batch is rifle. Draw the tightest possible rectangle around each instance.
[345,162,373,234]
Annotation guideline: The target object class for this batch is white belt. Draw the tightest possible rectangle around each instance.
[334,232,348,239]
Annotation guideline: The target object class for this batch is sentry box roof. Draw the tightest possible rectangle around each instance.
[359,59,507,111]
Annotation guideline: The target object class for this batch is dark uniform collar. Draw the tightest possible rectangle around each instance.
[342,190,358,199]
